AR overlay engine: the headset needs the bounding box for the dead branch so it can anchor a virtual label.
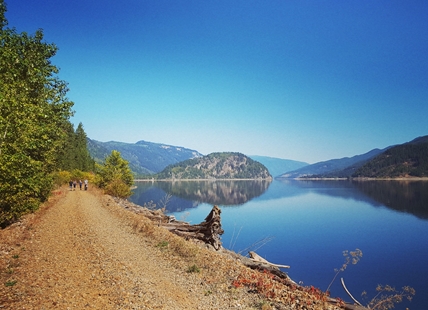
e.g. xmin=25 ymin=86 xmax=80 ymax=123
xmin=249 ymin=251 xmax=290 ymax=269
xmin=341 ymin=277 xmax=364 ymax=307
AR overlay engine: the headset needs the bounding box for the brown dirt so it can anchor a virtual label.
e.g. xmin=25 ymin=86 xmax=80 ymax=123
xmin=0 ymin=187 xmax=342 ymax=310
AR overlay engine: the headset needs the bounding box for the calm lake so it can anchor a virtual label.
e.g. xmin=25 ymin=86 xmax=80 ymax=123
xmin=129 ymin=179 xmax=428 ymax=309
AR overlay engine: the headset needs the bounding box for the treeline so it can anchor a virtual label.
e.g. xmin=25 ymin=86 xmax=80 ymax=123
xmin=353 ymin=141 xmax=428 ymax=178
xmin=0 ymin=1 xmax=132 ymax=227
xmin=59 ymin=122 xmax=95 ymax=172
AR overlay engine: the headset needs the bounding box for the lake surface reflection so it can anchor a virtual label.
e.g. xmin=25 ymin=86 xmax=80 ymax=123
xmin=130 ymin=179 xmax=428 ymax=309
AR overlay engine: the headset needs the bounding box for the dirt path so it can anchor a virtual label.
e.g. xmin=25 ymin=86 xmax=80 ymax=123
xmin=0 ymin=188 xmax=262 ymax=309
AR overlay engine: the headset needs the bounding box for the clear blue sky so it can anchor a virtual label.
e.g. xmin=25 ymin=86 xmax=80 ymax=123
xmin=5 ymin=1 xmax=428 ymax=163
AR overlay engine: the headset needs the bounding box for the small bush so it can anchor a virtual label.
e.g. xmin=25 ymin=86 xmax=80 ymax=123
xmin=105 ymin=178 xmax=132 ymax=198
xmin=187 ymin=264 xmax=200 ymax=273
xmin=52 ymin=170 xmax=72 ymax=187
xmin=156 ymin=241 xmax=169 ymax=249
xmin=5 ymin=280 xmax=17 ymax=287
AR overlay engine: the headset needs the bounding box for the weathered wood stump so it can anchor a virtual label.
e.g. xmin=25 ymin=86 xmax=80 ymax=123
xmin=160 ymin=205 xmax=224 ymax=250
xmin=115 ymin=197 xmax=224 ymax=250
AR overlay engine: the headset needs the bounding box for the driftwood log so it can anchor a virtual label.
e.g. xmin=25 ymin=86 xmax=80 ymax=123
xmin=113 ymin=198 xmax=224 ymax=250
xmin=160 ymin=205 xmax=224 ymax=250
xmin=249 ymin=251 xmax=290 ymax=269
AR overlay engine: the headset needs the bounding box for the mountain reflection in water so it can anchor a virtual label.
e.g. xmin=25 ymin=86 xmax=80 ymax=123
xmin=274 ymin=179 xmax=428 ymax=220
xmin=352 ymin=180 xmax=428 ymax=219
xmin=131 ymin=179 xmax=428 ymax=220
xmin=130 ymin=180 xmax=271 ymax=212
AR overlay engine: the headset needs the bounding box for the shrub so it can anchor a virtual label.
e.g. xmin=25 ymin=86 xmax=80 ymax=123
xmin=96 ymin=150 xmax=133 ymax=198
xmin=187 ymin=264 xmax=200 ymax=273
xmin=104 ymin=178 xmax=132 ymax=198
xmin=52 ymin=170 xmax=72 ymax=187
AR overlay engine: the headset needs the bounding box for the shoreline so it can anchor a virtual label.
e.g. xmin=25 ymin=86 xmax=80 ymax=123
xmin=134 ymin=177 xmax=428 ymax=182
xmin=289 ymin=177 xmax=428 ymax=181
xmin=134 ymin=178 xmax=273 ymax=182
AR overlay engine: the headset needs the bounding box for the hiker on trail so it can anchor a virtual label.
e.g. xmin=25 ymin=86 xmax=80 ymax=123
xmin=69 ymin=180 xmax=73 ymax=191
xmin=79 ymin=180 xmax=83 ymax=190
xmin=73 ymin=180 xmax=77 ymax=191
xmin=84 ymin=179 xmax=88 ymax=191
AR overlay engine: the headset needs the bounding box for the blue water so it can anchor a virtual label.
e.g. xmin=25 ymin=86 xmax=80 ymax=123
xmin=130 ymin=180 xmax=428 ymax=309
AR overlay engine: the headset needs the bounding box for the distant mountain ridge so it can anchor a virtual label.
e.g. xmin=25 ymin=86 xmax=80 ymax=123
xmin=249 ymin=156 xmax=308 ymax=178
xmin=87 ymin=139 xmax=202 ymax=176
xmin=155 ymin=152 xmax=272 ymax=180
xmin=278 ymin=148 xmax=387 ymax=179
xmin=278 ymin=135 xmax=428 ymax=179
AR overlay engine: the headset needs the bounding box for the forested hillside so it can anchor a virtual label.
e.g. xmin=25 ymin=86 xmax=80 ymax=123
xmin=87 ymin=139 xmax=202 ymax=176
xmin=156 ymin=152 xmax=271 ymax=179
xmin=353 ymin=135 xmax=428 ymax=178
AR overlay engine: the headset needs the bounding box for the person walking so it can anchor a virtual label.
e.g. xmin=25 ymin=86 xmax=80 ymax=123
xmin=84 ymin=179 xmax=88 ymax=191
xmin=79 ymin=180 xmax=83 ymax=190
xmin=69 ymin=180 xmax=73 ymax=191
xmin=73 ymin=180 xmax=77 ymax=191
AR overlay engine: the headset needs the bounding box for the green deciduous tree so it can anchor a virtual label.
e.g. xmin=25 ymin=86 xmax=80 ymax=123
xmin=0 ymin=1 xmax=74 ymax=226
xmin=96 ymin=150 xmax=133 ymax=198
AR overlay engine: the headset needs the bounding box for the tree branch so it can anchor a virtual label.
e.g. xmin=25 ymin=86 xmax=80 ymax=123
xmin=341 ymin=277 xmax=364 ymax=307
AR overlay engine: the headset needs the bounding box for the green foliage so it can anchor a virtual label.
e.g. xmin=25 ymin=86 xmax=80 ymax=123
xmin=187 ymin=264 xmax=200 ymax=273
xmin=58 ymin=122 xmax=95 ymax=172
xmin=0 ymin=3 xmax=74 ymax=226
xmin=51 ymin=169 xmax=94 ymax=188
xmin=52 ymin=170 xmax=72 ymax=187
xmin=156 ymin=241 xmax=169 ymax=250
xmin=96 ymin=150 xmax=133 ymax=198
xmin=104 ymin=178 xmax=132 ymax=198
xmin=5 ymin=280 xmax=17 ymax=287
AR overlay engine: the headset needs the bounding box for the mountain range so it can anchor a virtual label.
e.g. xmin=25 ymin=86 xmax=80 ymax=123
xmin=278 ymin=135 xmax=428 ymax=179
xmin=87 ymin=139 xmax=202 ymax=176
xmin=277 ymin=148 xmax=388 ymax=179
xmin=87 ymin=135 xmax=428 ymax=179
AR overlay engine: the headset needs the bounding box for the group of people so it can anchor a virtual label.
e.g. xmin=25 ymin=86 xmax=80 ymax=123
xmin=69 ymin=179 xmax=88 ymax=191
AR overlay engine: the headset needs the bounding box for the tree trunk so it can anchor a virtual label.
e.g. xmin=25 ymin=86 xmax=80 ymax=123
xmin=159 ymin=205 xmax=224 ymax=250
